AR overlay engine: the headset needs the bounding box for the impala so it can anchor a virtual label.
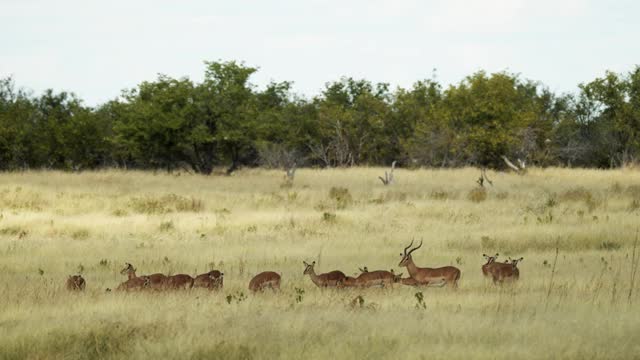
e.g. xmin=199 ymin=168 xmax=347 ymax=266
xmin=482 ymin=253 xmax=500 ymax=277
xmin=163 ymin=273 xmax=195 ymax=290
xmin=116 ymin=275 xmax=151 ymax=291
xmin=120 ymin=263 xmax=166 ymax=290
xmin=398 ymin=240 xmax=461 ymax=288
xmin=303 ymin=261 xmax=346 ymax=288
xmin=340 ymin=276 xmax=358 ymax=287
xmin=351 ymin=267 xmax=400 ymax=288
xmin=194 ymin=270 xmax=224 ymax=290
xmin=66 ymin=275 xmax=86 ymax=291
xmin=248 ymin=271 xmax=281 ymax=292
xmin=487 ymin=257 xmax=523 ymax=283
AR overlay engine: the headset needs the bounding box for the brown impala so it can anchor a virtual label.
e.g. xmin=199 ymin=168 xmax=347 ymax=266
xmin=163 ymin=273 xmax=195 ymax=290
xmin=120 ymin=263 xmax=167 ymax=290
xmin=347 ymin=267 xmax=401 ymax=288
xmin=66 ymin=275 xmax=86 ymax=291
xmin=248 ymin=271 xmax=281 ymax=292
xmin=398 ymin=240 xmax=461 ymax=288
xmin=482 ymin=253 xmax=500 ymax=277
xmin=194 ymin=270 xmax=224 ymax=290
xmin=303 ymin=261 xmax=346 ymax=288
xmin=116 ymin=275 xmax=151 ymax=291
xmin=487 ymin=257 xmax=523 ymax=283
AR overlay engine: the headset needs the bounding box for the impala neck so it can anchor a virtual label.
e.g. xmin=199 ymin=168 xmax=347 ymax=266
xmin=127 ymin=270 xmax=136 ymax=279
xmin=404 ymin=257 xmax=420 ymax=278
xmin=306 ymin=268 xmax=323 ymax=287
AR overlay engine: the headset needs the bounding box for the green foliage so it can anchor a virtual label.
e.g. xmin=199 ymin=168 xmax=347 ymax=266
xmin=2 ymin=64 xmax=640 ymax=171
xmin=129 ymin=194 xmax=204 ymax=214
xmin=328 ymin=187 xmax=352 ymax=209
xmin=467 ymin=188 xmax=487 ymax=203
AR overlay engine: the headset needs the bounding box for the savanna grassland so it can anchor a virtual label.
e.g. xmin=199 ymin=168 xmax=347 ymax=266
xmin=1 ymin=168 xmax=640 ymax=360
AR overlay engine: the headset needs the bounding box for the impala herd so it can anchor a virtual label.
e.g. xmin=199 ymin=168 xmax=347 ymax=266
xmin=65 ymin=240 xmax=524 ymax=293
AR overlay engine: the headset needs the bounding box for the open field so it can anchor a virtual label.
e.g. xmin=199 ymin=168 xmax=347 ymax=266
xmin=1 ymin=168 xmax=640 ymax=359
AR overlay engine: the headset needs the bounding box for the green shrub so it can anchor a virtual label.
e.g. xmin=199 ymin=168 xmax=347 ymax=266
xmin=322 ymin=212 xmax=337 ymax=222
xmin=329 ymin=187 xmax=352 ymax=209
xmin=429 ymin=190 xmax=450 ymax=200
xmin=129 ymin=194 xmax=204 ymax=214
xmin=159 ymin=221 xmax=174 ymax=232
xmin=467 ymin=188 xmax=487 ymax=203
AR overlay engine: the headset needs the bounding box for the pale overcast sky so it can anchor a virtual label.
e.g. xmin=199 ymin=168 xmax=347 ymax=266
xmin=1 ymin=0 xmax=639 ymax=105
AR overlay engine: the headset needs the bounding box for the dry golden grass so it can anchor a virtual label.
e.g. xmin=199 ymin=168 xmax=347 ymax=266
xmin=1 ymin=168 xmax=640 ymax=359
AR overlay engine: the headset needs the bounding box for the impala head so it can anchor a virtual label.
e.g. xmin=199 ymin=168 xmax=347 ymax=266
xmin=509 ymin=257 xmax=524 ymax=267
xmin=120 ymin=263 xmax=135 ymax=275
xmin=68 ymin=275 xmax=84 ymax=287
xmin=303 ymin=261 xmax=316 ymax=275
xmin=358 ymin=266 xmax=368 ymax=273
xmin=399 ymin=239 xmax=422 ymax=267
xmin=483 ymin=253 xmax=500 ymax=264
xmin=210 ymin=272 xmax=224 ymax=287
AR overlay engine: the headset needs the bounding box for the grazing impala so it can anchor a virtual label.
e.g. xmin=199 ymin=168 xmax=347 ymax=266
xmin=120 ymin=263 xmax=167 ymax=290
xmin=303 ymin=261 xmax=346 ymax=288
xmin=66 ymin=275 xmax=86 ymax=291
xmin=487 ymin=257 xmax=523 ymax=283
xmin=482 ymin=253 xmax=500 ymax=277
xmin=248 ymin=271 xmax=281 ymax=292
xmin=194 ymin=270 xmax=224 ymax=290
xmin=163 ymin=273 xmax=195 ymax=290
xmin=398 ymin=240 xmax=461 ymax=288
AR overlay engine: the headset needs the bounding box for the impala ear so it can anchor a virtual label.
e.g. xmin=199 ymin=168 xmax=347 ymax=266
xmin=495 ymin=253 xmax=499 ymax=257
xmin=519 ymin=257 xmax=524 ymax=261
xmin=312 ymin=261 xmax=316 ymax=265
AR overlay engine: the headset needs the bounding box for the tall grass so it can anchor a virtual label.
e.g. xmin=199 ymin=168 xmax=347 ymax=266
xmin=1 ymin=168 xmax=640 ymax=359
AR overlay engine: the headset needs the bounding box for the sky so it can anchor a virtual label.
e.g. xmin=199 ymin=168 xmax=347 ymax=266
xmin=1 ymin=0 xmax=639 ymax=106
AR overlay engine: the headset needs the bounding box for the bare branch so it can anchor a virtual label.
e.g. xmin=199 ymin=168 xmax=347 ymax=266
xmin=379 ymin=161 xmax=397 ymax=185
xmin=501 ymin=155 xmax=525 ymax=173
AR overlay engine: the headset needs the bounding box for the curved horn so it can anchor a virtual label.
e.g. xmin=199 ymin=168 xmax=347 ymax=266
xmin=403 ymin=239 xmax=414 ymax=256
xmin=407 ymin=239 xmax=423 ymax=256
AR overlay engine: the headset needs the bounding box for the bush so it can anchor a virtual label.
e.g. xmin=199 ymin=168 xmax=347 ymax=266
xmin=322 ymin=212 xmax=337 ymax=222
xmin=328 ymin=187 xmax=352 ymax=209
xmin=159 ymin=221 xmax=174 ymax=232
xmin=129 ymin=194 xmax=204 ymax=214
xmin=429 ymin=190 xmax=450 ymax=200
xmin=559 ymin=187 xmax=598 ymax=212
xmin=467 ymin=188 xmax=487 ymax=203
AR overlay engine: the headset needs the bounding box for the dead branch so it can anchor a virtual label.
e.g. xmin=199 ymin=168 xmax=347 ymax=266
xmin=476 ymin=168 xmax=493 ymax=187
xmin=285 ymin=162 xmax=297 ymax=182
xmin=501 ymin=155 xmax=526 ymax=174
xmin=379 ymin=161 xmax=397 ymax=185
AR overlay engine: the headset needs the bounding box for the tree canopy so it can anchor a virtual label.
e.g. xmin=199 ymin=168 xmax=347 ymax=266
xmin=1 ymin=61 xmax=639 ymax=172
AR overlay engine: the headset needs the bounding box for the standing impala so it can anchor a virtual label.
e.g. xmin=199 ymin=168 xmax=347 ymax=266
xmin=487 ymin=257 xmax=523 ymax=283
xmin=398 ymin=240 xmax=461 ymax=288
xmin=482 ymin=253 xmax=500 ymax=277
xmin=303 ymin=261 xmax=346 ymax=288
xmin=163 ymin=273 xmax=195 ymax=290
